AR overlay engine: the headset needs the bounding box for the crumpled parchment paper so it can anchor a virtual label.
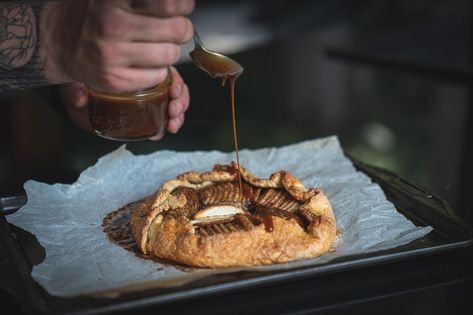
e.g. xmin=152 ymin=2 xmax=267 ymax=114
xmin=7 ymin=136 xmax=432 ymax=297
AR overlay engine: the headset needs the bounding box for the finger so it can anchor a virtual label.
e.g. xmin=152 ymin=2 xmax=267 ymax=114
xmin=148 ymin=133 xmax=164 ymax=141
xmin=73 ymin=85 xmax=89 ymax=108
xmin=75 ymin=91 xmax=89 ymax=108
xmin=168 ymin=99 xmax=183 ymax=118
xmin=66 ymin=105 xmax=92 ymax=133
xmin=129 ymin=0 xmax=195 ymax=17
xmin=181 ymin=84 xmax=190 ymax=112
xmin=167 ymin=114 xmax=184 ymax=134
xmin=168 ymin=84 xmax=189 ymax=118
xmin=95 ymin=10 xmax=192 ymax=43
xmin=89 ymin=4 xmax=193 ymax=43
xmin=61 ymin=82 xmax=89 ymax=108
xmin=119 ymin=14 xmax=193 ymax=43
xmin=115 ymin=42 xmax=181 ymax=68
xmin=176 ymin=83 xmax=190 ymax=112
xmin=60 ymin=83 xmax=93 ymax=132
xmin=169 ymin=67 xmax=184 ymax=99
xmin=92 ymin=67 xmax=168 ymax=92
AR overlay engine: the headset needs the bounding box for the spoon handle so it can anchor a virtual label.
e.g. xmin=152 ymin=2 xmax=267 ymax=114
xmin=193 ymin=29 xmax=204 ymax=49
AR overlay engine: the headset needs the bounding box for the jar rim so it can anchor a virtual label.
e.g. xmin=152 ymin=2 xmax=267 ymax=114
xmin=87 ymin=69 xmax=172 ymax=100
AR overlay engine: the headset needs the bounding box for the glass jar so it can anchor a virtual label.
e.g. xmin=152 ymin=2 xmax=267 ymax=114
xmin=87 ymin=71 xmax=172 ymax=141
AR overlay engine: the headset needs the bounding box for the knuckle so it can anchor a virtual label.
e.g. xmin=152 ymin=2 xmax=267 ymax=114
xmin=160 ymin=0 xmax=194 ymax=16
xmin=169 ymin=102 xmax=179 ymax=116
xmin=161 ymin=0 xmax=179 ymax=15
xmin=181 ymin=97 xmax=189 ymax=111
xmin=182 ymin=0 xmax=195 ymax=15
xmin=161 ymin=44 xmax=180 ymax=65
xmin=183 ymin=90 xmax=190 ymax=103
xmin=97 ymin=44 xmax=118 ymax=61
xmin=154 ymin=67 xmax=170 ymax=84
xmin=97 ymin=17 xmax=126 ymax=38
xmin=82 ymin=42 xmax=114 ymax=71
xmin=100 ymin=71 xmax=126 ymax=91
xmin=171 ymin=17 xmax=192 ymax=42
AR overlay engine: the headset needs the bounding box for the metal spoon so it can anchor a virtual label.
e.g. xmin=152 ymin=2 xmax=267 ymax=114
xmin=189 ymin=30 xmax=244 ymax=80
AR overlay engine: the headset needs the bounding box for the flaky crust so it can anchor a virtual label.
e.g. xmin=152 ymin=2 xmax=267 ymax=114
xmin=130 ymin=163 xmax=336 ymax=267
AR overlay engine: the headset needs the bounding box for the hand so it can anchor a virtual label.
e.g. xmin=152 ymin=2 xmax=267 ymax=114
xmin=61 ymin=67 xmax=190 ymax=140
xmin=42 ymin=0 xmax=194 ymax=91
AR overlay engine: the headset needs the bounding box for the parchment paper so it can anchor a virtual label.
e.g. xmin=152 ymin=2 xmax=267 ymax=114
xmin=7 ymin=136 xmax=432 ymax=297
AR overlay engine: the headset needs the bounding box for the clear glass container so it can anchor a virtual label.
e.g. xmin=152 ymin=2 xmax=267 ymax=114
xmin=87 ymin=71 xmax=172 ymax=141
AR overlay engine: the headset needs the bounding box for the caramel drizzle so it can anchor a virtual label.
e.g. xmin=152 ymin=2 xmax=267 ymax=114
xmin=262 ymin=214 xmax=274 ymax=232
xmin=223 ymin=77 xmax=243 ymax=206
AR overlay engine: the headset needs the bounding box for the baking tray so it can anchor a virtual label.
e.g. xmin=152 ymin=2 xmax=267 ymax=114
xmin=1 ymin=158 xmax=472 ymax=315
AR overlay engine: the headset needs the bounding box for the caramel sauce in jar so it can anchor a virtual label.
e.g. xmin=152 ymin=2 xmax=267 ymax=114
xmin=88 ymin=72 xmax=172 ymax=141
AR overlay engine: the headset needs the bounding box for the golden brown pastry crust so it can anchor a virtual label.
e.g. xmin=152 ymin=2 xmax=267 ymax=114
xmin=130 ymin=163 xmax=336 ymax=267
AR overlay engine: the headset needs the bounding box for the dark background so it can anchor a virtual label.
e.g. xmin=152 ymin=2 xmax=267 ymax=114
xmin=1 ymin=0 xmax=472 ymax=314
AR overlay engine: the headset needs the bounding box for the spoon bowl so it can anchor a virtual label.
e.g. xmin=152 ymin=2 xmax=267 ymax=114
xmin=189 ymin=30 xmax=244 ymax=80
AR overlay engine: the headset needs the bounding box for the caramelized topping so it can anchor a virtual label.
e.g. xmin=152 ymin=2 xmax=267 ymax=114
xmin=170 ymin=187 xmax=201 ymax=217
xmin=213 ymin=164 xmax=235 ymax=173
xmin=235 ymin=213 xmax=255 ymax=230
xmin=166 ymin=171 xmax=320 ymax=235
xmin=184 ymin=182 xmax=318 ymax=234
xmin=241 ymin=183 xmax=254 ymax=206
xmin=199 ymin=183 xmax=239 ymax=205
xmin=299 ymin=207 xmax=322 ymax=225
xmin=262 ymin=214 xmax=274 ymax=232
xmin=257 ymin=189 xmax=301 ymax=212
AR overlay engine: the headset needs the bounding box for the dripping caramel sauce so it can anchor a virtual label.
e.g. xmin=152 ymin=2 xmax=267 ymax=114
xmin=194 ymin=45 xmax=245 ymax=209
xmin=262 ymin=214 xmax=274 ymax=232
xmin=223 ymin=77 xmax=243 ymax=208
xmin=225 ymin=77 xmax=274 ymax=232
xmin=196 ymin=49 xmax=271 ymax=230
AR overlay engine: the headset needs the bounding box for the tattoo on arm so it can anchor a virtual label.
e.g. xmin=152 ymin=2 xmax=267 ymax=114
xmin=0 ymin=2 xmax=49 ymax=91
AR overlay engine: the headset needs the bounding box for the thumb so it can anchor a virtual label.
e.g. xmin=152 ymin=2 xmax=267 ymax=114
xmin=70 ymin=83 xmax=88 ymax=108
xmin=60 ymin=82 xmax=88 ymax=108
xmin=59 ymin=82 xmax=92 ymax=132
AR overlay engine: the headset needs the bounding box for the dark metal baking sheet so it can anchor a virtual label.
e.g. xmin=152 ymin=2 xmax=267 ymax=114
xmin=1 ymin=159 xmax=472 ymax=315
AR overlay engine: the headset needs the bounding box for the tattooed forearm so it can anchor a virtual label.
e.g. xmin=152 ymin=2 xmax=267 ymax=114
xmin=0 ymin=2 xmax=49 ymax=91
xmin=0 ymin=3 xmax=36 ymax=69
